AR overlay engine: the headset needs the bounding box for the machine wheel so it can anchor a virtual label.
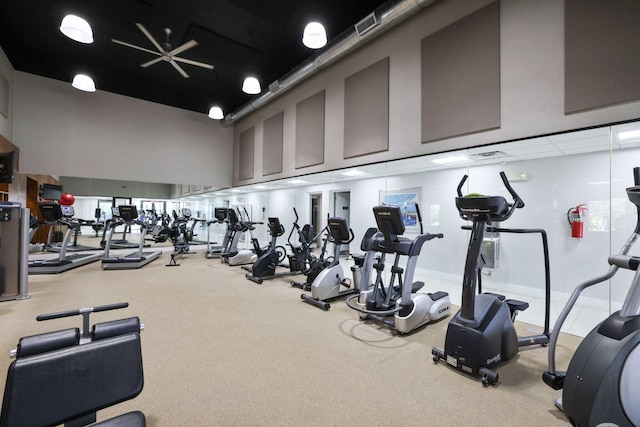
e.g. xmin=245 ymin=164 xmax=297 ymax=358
xmin=275 ymin=245 xmax=287 ymax=263
xmin=431 ymin=347 xmax=444 ymax=363
xmin=479 ymin=367 xmax=498 ymax=387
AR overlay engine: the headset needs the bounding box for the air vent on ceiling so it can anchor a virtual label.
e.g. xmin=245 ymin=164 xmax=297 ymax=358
xmin=355 ymin=12 xmax=379 ymax=36
xmin=268 ymin=80 xmax=281 ymax=93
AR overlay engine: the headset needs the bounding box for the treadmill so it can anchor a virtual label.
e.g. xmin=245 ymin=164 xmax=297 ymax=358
xmin=101 ymin=205 xmax=161 ymax=270
xmin=28 ymin=203 xmax=101 ymax=274
xmin=45 ymin=205 xmax=99 ymax=252
xmin=99 ymin=206 xmax=146 ymax=250
xmin=205 ymin=207 xmax=234 ymax=259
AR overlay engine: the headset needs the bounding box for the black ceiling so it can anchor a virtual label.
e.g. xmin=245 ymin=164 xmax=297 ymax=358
xmin=0 ymin=0 xmax=390 ymax=117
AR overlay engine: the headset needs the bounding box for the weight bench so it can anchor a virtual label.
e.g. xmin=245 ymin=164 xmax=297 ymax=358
xmin=0 ymin=304 xmax=145 ymax=427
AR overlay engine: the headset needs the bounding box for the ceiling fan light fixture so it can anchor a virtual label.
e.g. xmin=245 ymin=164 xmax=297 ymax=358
xmin=60 ymin=14 xmax=94 ymax=44
xmin=242 ymin=77 xmax=261 ymax=94
xmin=302 ymin=22 xmax=327 ymax=49
xmin=71 ymin=74 xmax=96 ymax=92
xmin=208 ymin=106 xmax=224 ymax=120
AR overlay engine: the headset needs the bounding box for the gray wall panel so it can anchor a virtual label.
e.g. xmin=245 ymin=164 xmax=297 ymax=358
xmin=421 ymin=1 xmax=501 ymax=143
xmin=565 ymin=0 xmax=640 ymax=114
xmin=344 ymin=57 xmax=390 ymax=159
xmin=295 ymin=90 xmax=325 ymax=169
xmin=263 ymin=112 xmax=283 ymax=176
xmin=239 ymin=127 xmax=255 ymax=181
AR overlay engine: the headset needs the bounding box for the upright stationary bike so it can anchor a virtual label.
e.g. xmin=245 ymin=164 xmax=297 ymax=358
xmin=245 ymin=216 xmax=294 ymax=284
xmin=432 ymin=171 xmax=550 ymax=386
xmin=543 ymin=166 xmax=640 ymax=426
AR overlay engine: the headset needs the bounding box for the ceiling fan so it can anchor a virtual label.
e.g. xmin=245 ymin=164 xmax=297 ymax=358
xmin=112 ymin=23 xmax=214 ymax=78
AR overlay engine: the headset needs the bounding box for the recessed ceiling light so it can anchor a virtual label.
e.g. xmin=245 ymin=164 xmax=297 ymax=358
xmin=254 ymin=185 xmax=267 ymax=189
xmin=60 ymin=14 xmax=94 ymax=43
xmin=341 ymin=169 xmax=365 ymax=177
xmin=618 ymin=129 xmax=640 ymax=142
xmin=288 ymin=179 xmax=307 ymax=184
xmin=431 ymin=155 xmax=468 ymax=165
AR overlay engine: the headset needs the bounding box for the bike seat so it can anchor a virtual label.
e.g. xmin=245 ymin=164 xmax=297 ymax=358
xmin=505 ymin=299 xmax=529 ymax=312
xmin=483 ymin=292 xmax=505 ymax=301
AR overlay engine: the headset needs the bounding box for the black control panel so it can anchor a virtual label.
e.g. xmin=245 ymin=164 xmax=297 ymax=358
xmin=0 ymin=207 xmax=11 ymax=222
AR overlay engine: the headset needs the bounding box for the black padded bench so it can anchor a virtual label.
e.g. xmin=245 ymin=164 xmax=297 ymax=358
xmin=1 ymin=307 xmax=145 ymax=427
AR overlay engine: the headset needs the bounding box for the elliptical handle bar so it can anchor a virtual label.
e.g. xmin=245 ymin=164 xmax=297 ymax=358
xmin=346 ymin=228 xmax=355 ymax=244
xmin=500 ymin=171 xmax=525 ymax=209
xmin=326 ymin=227 xmax=355 ymax=245
xmin=415 ymin=203 xmax=424 ymax=234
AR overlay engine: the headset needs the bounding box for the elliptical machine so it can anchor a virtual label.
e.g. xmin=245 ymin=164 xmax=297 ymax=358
xmin=301 ymin=216 xmax=355 ymax=310
xmin=346 ymin=204 xmax=451 ymax=334
xmin=291 ymin=218 xmax=331 ymax=291
xmin=222 ymin=208 xmax=262 ymax=266
xmin=432 ymin=171 xmax=550 ymax=386
xmin=542 ymin=166 xmax=640 ymax=426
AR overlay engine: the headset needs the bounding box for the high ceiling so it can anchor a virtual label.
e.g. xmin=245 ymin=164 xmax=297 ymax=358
xmin=0 ymin=0 xmax=389 ymax=118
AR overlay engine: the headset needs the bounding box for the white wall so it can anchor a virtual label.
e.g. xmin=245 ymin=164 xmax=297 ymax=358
xmin=213 ymin=130 xmax=640 ymax=331
xmin=13 ymin=72 xmax=234 ymax=188
xmin=232 ymin=0 xmax=640 ymax=186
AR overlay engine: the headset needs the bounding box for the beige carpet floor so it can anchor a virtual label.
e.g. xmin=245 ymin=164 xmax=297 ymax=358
xmin=0 ymin=243 xmax=581 ymax=426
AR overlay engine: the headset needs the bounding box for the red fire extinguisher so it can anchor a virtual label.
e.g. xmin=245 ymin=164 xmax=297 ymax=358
xmin=567 ymin=204 xmax=587 ymax=238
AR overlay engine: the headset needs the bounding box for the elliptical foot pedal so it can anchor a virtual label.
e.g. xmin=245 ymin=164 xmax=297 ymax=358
xmin=427 ymin=291 xmax=449 ymax=301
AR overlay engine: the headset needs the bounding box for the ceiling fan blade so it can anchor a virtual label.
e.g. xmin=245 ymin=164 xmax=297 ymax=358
xmin=169 ymin=40 xmax=198 ymax=56
xmin=112 ymin=39 xmax=161 ymax=56
xmin=140 ymin=57 xmax=164 ymax=68
xmin=170 ymin=60 xmax=190 ymax=78
xmin=136 ymin=23 xmax=165 ymax=53
xmin=173 ymin=56 xmax=214 ymax=70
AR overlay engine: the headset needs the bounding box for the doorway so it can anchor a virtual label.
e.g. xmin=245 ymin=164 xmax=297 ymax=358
xmin=333 ymin=191 xmax=351 ymax=255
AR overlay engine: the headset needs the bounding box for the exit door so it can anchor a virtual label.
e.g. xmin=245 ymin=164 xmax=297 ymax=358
xmin=333 ymin=191 xmax=350 ymax=224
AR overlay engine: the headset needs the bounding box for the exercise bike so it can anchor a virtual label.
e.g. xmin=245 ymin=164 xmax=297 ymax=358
xmin=346 ymin=204 xmax=451 ymax=334
xmin=432 ymin=171 xmax=550 ymax=386
xmin=245 ymin=216 xmax=293 ymax=284
xmin=301 ymin=216 xmax=355 ymax=310
xmin=542 ymin=166 xmax=640 ymax=426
